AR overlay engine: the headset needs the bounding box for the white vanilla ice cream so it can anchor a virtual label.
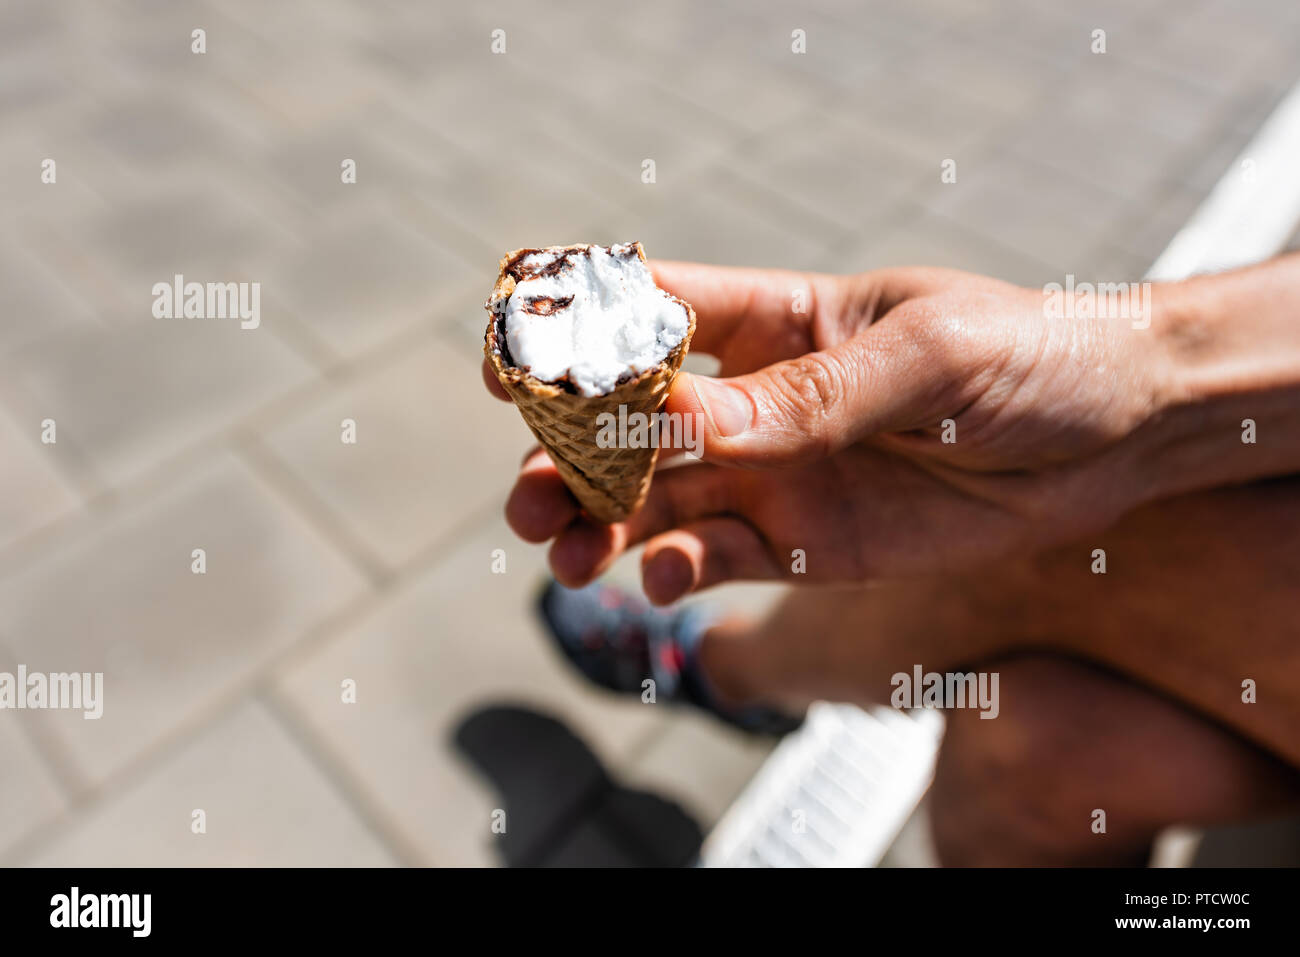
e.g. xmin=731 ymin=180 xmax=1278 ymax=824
xmin=503 ymin=243 xmax=689 ymax=397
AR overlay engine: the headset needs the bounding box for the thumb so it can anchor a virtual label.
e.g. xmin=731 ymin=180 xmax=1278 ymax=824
xmin=665 ymin=329 xmax=946 ymax=468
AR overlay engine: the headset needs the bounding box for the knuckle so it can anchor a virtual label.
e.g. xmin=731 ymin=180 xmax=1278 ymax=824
xmin=922 ymin=311 xmax=978 ymax=375
xmin=767 ymin=353 xmax=846 ymax=459
xmin=775 ymin=352 xmax=843 ymax=421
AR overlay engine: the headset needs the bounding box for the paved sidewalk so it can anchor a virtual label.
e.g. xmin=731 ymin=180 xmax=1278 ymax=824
xmin=1 ymin=0 xmax=1298 ymax=865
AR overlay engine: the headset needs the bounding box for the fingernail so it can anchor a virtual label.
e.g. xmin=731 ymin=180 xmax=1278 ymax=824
xmin=692 ymin=377 xmax=753 ymax=437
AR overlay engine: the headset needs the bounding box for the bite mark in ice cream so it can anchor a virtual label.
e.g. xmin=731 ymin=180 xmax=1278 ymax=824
xmin=498 ymin=243 xmax=690 ymax=397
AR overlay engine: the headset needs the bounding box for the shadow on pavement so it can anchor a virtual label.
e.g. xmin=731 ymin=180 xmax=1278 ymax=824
xmin=454 ymin=704 xmax=702 ymax=866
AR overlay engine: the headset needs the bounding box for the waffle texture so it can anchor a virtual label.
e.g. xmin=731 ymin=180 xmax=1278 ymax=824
xmin=484 ymin=243 xmax=696 ymax=523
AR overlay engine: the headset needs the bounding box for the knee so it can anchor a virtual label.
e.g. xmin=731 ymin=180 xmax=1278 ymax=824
xmin=928 ymin=708 xmax=1073 ymax=865
xmin=927 ymin=656 xmax=1149 ymax=866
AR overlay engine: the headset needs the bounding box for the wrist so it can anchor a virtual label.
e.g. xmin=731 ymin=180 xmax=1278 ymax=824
xmin=1140 ymin=258 xmax=1300 ymax=500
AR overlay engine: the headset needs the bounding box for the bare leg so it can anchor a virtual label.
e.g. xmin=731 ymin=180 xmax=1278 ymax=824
xmin=929 ymin=654 xmax=1300 ymax=866
xmin=699 ymin=478 xmax=1300 ymax=767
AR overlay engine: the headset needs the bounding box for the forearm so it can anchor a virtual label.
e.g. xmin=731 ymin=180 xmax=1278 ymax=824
xmin=1143 ymin=252 xmax=1300 ymax=498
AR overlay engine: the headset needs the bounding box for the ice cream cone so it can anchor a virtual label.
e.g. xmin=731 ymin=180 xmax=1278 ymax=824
xmin=484 ymin=242 xmax=696 ymax=524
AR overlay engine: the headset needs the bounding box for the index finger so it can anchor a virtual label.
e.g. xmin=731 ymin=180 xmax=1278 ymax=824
xmin=649 ymin=260 xmax=841 ymax=356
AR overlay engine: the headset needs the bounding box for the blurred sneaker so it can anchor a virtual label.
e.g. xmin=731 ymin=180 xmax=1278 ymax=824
xmin=537 ymin=580 xmax=801 ymax=736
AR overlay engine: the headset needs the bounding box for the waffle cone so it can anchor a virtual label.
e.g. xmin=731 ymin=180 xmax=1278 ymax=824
xmin=484 ymin=243 xmax=696 ymax=524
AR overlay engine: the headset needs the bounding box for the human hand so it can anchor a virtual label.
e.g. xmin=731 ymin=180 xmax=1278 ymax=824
xmin=483 ymin=260 xmax=1202 ymax=603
